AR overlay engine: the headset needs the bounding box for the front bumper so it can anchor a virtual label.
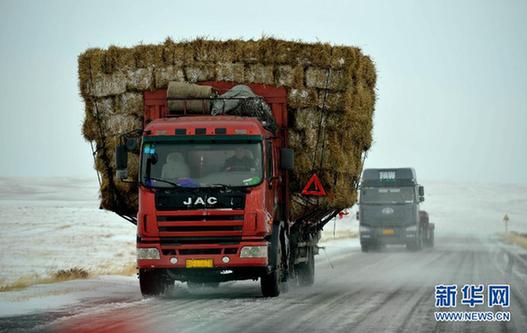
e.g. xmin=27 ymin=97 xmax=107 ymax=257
xmin=137 ymin=240 xmax=269 ymax=269
xmin=360 ymin=226 xmax=417 ymax=245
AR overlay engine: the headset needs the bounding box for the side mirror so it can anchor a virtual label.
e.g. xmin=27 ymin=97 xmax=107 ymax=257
xmin=115 ymin=144 xmax=128 ymax=180
xmin=418 ymin=185 xmax=425 ymax=202
xmin=280 ymin=148 xmax=294 ymax=171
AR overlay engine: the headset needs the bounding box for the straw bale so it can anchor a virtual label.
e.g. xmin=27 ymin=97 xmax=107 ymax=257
xmin=154 ymin=65 xmax=185 ymax=89
xmin=276 ymin=65 xmax=293 ymax=86
xmin=106 ymin=114 xmax=142 ymax=135
xmin=216 ymin=62 xmax=245 ymax=82
xmin=126 ymin=68 xmax=153 ymax=90
xmin=132 ymin=44 xmax=164 ymax=69
xmin=120 ymin=92 xmax=144 ymax=117
xmin=244 ymin=64 xmax=274 ymax=85
xmin=305 ymin=68 xmax=346 ymax=90
xmin=78 ymin=37 xmax=376 ymax=218
xmin=185 ymin=65 xmax=216 ymax=83
xmin=91 ymin=72 xmax=127 ymax=97
xmin=92 ymin=97 xmax=114 ymax=116
xmin=287 ymin=88 xmax=318 ymax=109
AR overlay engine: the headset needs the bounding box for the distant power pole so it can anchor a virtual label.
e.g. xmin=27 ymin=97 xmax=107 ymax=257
xmin=503 ymin=214 xmax=510 ymax=234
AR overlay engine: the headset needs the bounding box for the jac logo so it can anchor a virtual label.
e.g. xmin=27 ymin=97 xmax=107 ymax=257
xmin=183 ymin=196 xmax=218 ymax=206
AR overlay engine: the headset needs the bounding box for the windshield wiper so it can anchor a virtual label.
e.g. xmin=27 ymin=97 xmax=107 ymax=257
xmin=146 ymin=177 xmax=182 ymax=188
xmin=206 ymin=184 xmax=231 ymax=190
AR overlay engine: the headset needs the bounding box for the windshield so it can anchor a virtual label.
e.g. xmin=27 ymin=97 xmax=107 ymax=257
xmin=360 ymin=187 xmax=415 ymax=204
xmin=140 ymin=141 xmax=263 ymax=188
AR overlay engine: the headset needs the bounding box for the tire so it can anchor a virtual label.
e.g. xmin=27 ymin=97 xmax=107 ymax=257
xmin=362 ymin=241 xmax=381 ymax=252
xmin=139 ymin=269 xmax=171 ymax=297
xmin=361 ymin=243 xmax=369 ymax=252
xmin=261 ymin=251 xmax=281 ymax=297
xmin=297 ymin=246 xmax=315 ymax=286
xmin=407 ymin=233 xmax=423 ymax=251
xmin=261 ymin=225 xmax=283 ymax=297
xmin=428 ymin=229 xmax=434 ymax=248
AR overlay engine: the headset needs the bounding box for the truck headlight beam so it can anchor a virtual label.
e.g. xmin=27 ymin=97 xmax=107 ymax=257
xmin=137 ymin=248 xmax=160 ymax=260
xmin=359 ymin=226 xmax=371 ymax=233
xmin=406 ymin=225 xmax=417 ymax=232
xmin=240 ymin=246 xmax=268 ymax=258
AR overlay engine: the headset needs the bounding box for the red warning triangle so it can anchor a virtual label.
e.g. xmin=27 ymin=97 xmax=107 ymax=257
xmin=301 ymin=173 xmax=327 ymax=196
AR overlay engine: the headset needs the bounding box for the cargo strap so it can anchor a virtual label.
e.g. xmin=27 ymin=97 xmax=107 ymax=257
xmin=89 ymin=141 xmax=102 ymax=189
xmin=311 ymin=54 xmax=333 ymax=174
xmin=87 ymin=59 xmax=122 ymax=214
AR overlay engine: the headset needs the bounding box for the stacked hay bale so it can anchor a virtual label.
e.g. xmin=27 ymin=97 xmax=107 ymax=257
xmin=78 ymin=38 xmax=376 ymax=218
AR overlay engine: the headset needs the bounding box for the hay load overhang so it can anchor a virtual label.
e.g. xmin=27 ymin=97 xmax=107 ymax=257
xmin=78 ymin=38 xmax=376 ymax=219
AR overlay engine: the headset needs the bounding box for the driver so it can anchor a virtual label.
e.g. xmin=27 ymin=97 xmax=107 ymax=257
xmin=224 ymin=147 xmax=254 ymax=171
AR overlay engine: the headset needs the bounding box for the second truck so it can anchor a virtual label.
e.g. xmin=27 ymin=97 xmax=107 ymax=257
xmin=357 ymin=168 xmax=434 ymax=252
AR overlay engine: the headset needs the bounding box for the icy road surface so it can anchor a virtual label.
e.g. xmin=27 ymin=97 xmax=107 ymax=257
xmin=1 ymin=235 xmax=526 ymax=333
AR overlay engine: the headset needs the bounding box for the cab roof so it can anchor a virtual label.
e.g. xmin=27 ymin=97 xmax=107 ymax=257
xmin=361 ymin=168 xmax=417 ymax=186
xmin=144 ymin=116 xmax=266 ymax=137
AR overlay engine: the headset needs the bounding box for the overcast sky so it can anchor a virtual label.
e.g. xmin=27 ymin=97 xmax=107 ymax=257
xmin=0 ymin=0 xmax=526 ymax=184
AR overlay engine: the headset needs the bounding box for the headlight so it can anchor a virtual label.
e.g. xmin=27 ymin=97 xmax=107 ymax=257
xmin=137 ymin=248 xmax=160 ymax=260
xmin=240 ymin=246 xmax=268 ymax=258
xmin=359 ymin=226 xmax=371 ymax=232
xmin=406 ymin=225 xmax=417 ymax=232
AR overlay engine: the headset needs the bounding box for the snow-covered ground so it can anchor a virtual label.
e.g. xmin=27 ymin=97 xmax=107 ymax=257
xmin=0 ymin=177 xmax=526 ymax=319
xmin=421 ymin=181 xmax=527 ymax=235
xmin=0 ymin=177 xmax=526 ymax=292
xmin=0 ymin=177 xmax=136 ymax=290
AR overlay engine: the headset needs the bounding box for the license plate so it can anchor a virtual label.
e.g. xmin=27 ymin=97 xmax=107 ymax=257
xmin=383 ymin=228 xmax=395 ymax=235
xmin=186 ymin=259 xmax=213 ymax=268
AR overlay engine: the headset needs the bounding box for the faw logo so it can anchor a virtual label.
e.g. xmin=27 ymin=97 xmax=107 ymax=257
xmin=382 ymin=207 xmax=394 ymax=215
xmin=183 ymin=196 xmax=218 ymax=206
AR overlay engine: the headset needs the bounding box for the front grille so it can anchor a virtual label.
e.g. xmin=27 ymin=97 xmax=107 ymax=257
xmin=156 ymin=211 xmax=244 ymax=245
xmin=158 ymin=215 xmax=243 ymax=222
xmin=159 ymin=225 xmax=242 ymax=232
xmin=179 ymin=248 xmax=222 ymax=255
xmin=159 ymin=237 xmax=242 ymax=245
xmin=161 ymin=247 xmax=238 ymax=255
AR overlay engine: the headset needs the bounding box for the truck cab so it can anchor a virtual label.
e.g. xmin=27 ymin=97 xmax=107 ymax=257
xmin=357 ymin=168 xmax=434 ymax=251
xmin=116 ymin=82 xmax=297 ymax=297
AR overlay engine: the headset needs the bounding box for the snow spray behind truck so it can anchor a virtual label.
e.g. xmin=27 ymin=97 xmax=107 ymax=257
xmin=78 ymin=38 xmax=377 ymax=297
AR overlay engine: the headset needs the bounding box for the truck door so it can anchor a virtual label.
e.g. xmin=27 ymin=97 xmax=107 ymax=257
xmin=265 ymin=139 xmax=279 ymax=220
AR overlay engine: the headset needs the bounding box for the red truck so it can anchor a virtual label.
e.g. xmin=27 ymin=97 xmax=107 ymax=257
xmin=115 ymin=82 xmax=340 ymax=297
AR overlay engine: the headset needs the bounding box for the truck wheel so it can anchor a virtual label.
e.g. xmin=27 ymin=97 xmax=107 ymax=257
xmin=297 ymin=246 xmax=315 ymax=286
xmin=139 ymin=269 xmax=170 ymax=297
xmin=361 ymin=243 xmax=369 ymax=252
xmin=261 ymin=244 xmax=281 ymax=297
xmin=261 ymin=225 xmax=284 ymax=297
xmin=428 ymin=229 xmax=434 ymax=248
xmin=407 ymin=234 xmax=423 ymax=251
